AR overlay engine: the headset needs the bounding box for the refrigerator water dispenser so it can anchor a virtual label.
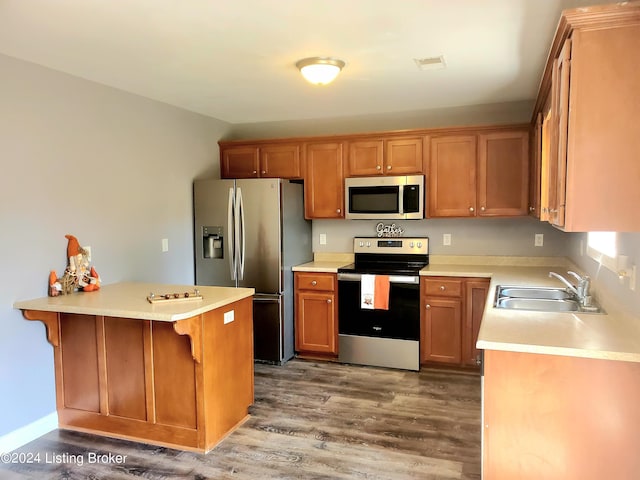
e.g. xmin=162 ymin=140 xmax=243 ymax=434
xmin=203 ymin=226 xmax=223 ymax=259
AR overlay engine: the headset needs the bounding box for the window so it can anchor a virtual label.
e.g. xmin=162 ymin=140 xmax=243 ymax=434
xmin=587 ymin=232 xmax=617 ymax=270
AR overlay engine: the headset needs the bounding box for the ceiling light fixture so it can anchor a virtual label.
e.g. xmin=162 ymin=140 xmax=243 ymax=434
xmin=296 ymin=57 xmax=346 ymax=86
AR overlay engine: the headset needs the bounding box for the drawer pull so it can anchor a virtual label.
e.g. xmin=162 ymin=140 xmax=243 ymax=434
xmin=326 ymin=299 xmax=332 ymax=304
xmin=311 ymin=280 xmax=317 ymax=286
xmin=440 ymin=285 xmax=445 ymax=291
xmin=426 ymin=304 xmax=431 ymax=309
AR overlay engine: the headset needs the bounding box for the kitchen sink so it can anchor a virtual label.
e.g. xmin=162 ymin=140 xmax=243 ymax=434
xmin=496 ymin=297 xmax=580 ymax=312
xmin=494 ymin=285 xmax=604 ymax=314
xmin=497 ymin=286 xmax=572 ymax=300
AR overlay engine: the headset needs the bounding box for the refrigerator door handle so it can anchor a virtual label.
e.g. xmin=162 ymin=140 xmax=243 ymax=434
xmin=236 ymin=187 xmax=246 ymax=280
xmin=227 ymin=187 xmax=236 ymax=280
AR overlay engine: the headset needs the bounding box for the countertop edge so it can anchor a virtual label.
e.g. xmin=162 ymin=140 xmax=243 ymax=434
xmin=14 ymin=284 xmax=255 ymax=322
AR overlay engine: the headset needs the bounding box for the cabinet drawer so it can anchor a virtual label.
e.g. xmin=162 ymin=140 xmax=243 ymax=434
xmin=422 ymin=278 xmax=463 ymax=297
xmin=295 ymin=273 xmax=336 ymax=292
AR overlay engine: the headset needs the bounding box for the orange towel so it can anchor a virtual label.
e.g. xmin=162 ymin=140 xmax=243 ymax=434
xmin=373 ymin=275 xmax=390 ymax=310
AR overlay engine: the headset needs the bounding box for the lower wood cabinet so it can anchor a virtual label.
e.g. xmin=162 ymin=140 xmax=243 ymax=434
xmin=421 ymin=276 xmax=490 ymax=367
xmin=294 ymin=272 xmax=338 ymax=357
xmin=22 ymin=297 xmax=254 ymax=452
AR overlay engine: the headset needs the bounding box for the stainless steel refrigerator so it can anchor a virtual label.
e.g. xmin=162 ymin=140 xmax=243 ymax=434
xmin=193 ymin=178 xmax=312 ymax=364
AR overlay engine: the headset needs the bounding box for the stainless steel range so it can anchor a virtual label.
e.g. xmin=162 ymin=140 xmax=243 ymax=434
xmin=337 ymin=237 xmax=429 ymax=371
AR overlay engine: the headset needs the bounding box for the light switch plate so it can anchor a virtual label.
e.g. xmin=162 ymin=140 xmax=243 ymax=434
xmin=443 ymin=234 xmax=451 ymax=246
xmin=319 ymin=233 xmax=327 ymax=245
xmin=161 ymin=238 xmax=169 ymax=252
xmin=535 ymin=234 xmax=544 ymax=247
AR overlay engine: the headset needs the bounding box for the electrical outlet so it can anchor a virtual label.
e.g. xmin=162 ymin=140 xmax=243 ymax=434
xmin=224 ymin=310 xmax=235 ymax=324
xmin=319 ymin=233 xmax=327 ymax=245
xmin=535 ymin=234 xmax=544 ymax=247
xmin=443 ymin=234 xmax=451 ymax=246
xmin=161 ymin=238 xmax=169 ymax=252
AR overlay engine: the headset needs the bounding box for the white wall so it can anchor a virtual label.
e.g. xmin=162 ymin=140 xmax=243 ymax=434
xmin=0 ymin=54 xmax=229 ymax=438
xmin=567 ymin=232 xmax=640 ymax=317
xmin=225 ymin=100 xmax=533 ymax=140
xmin=311 ymin=217 xmax=570 ymax=256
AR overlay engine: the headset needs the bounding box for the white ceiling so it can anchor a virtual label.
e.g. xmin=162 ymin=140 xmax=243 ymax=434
xmin=0 ymin=0 xmax=608 ymax=124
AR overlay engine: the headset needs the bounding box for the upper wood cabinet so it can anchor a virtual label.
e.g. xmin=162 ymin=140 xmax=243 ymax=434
xmin=428 ymin=135 xmax=477 ymax=217
xmin=304 ymin=142 xmax=345 ymax=219
xmin=346 ymin=136 xmax=424 ymax=176
xmin=220 ymin=144 xmax=302 ymax=179
xmin=220 ymin=146 xmax=259 ymax=178
xmin=531 ymin=3 xmax=640 ymax=231
xmin=428 ymin=128 xmax=529 ymax=218
xmin=478 ymin=130 xmax=529 ymax=216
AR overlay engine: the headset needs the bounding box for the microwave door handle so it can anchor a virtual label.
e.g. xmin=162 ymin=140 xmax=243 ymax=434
xmin=227 ymin=187 xmax=236 ymax=280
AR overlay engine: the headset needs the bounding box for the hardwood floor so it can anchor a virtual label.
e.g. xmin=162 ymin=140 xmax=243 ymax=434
xmin=1 ymin=360 xmax=481 ymax=479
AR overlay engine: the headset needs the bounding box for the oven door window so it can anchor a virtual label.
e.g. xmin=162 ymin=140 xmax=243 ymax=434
xmin=338 ymin=279 xmax=420 ymax=341
xmin=349 ymin=186 xmax=399 ymax=214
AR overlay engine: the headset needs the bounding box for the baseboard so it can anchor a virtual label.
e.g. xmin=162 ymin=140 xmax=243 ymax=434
xmin=0 ymin=412 xmax=58 ymax=453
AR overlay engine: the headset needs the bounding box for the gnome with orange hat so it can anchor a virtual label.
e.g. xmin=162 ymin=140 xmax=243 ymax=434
xmin=48 ymin=234 xmax=101 ymax=296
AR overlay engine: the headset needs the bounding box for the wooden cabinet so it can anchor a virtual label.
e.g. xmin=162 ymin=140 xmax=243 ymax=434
xmin=294 ymin=272 xmax=338 ymax=357
xmin=429 ymin=129 xmax=529 ymax=218
xmin=346 ymin=136 xmax=424 ymax=176
xmin=421 ymin=276 xmax=490 ymax=367
xmin=463 ymin=279 xmax=490 ymax=367
xmin=532 ymin=3 xmax=640 ymax=231
xmin=529 ymin=113 xmax=543 ymax=219
xmin=483 ymin=349 xmax=640 ymax=479
xmin=21 ymin=296 xmax=254 ymax=453
xmin=478 ymin=131 xmax=529 ymax=216
xmin=220 ymin=143 xmax=302 ymax=179
xmin=304 ymin=142 xmax=345 ymax=219
xmin=428 ymin=135 xmax=477 ymax=217
xmin=220 ymin=146 xmax=259 ymax=178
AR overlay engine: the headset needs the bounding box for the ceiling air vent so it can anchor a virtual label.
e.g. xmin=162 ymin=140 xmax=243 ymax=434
xmin=413 ymin=56 xmax=446 ymax=70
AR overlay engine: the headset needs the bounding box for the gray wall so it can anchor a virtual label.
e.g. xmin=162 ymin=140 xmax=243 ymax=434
xmin=567 ymin=232 xmax=640 ymax=317
xmin=0 ymin=54 xmax=229 ymax=437
xmin=312 ymin=217 xmax=570 ymax=256
xmin=224 ymin=100 xmax=533 ymax=140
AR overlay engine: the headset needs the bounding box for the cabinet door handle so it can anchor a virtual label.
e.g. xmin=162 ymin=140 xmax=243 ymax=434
xmin=469 ymin=207 xmax=475 ymax=213
xmin=261 ymin=170 xmax=266 ymax=174
xmin=311 ymin=280 xmax=317 ymax=286
xmin=387 ymin=165 xmax=392 ymax=170
xmin=440 ymin=285 xmax=445 ymax=291
xmin=376 ymin=165 xmax=382 ymax=170
xmin=426 ymin=304 xmax=431 ymax=309
xmin=336 ymin=208 xmax=341 ymax=214
xmin=480 ymin=206 xmax=486 ymax=212
xmin=252 ymin=170 xmax=257 ymax=175
xmin=326 ymin=299 xmax=332 ymax=304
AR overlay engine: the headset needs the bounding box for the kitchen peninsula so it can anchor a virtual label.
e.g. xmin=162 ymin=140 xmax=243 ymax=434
xmin=13 ymin=282 xmax=255 ymax=453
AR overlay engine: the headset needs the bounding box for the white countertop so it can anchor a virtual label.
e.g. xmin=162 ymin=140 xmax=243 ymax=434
xmin=292 ymin=260 xmax=351 ymax=273
xmin=421 ymin=262 xmax=640 ymax=363
xmin=13 ymin=282 xmax=255 ymax=322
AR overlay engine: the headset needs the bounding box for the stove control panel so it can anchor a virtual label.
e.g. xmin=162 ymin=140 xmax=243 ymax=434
xmin=353 ymin=237 xmax=429 ymax=255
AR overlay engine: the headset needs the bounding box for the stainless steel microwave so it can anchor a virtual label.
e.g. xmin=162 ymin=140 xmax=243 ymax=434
xmin=345 ymin=175 xmax=425 ymax=220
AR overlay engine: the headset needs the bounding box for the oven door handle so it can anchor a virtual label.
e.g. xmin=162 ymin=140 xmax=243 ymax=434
xmin=337 ymin=273 xmax=420 ymax=285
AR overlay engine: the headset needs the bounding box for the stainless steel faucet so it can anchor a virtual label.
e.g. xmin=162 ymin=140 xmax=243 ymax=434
xmin=549 ymin=271 xmax=592 ymax=306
